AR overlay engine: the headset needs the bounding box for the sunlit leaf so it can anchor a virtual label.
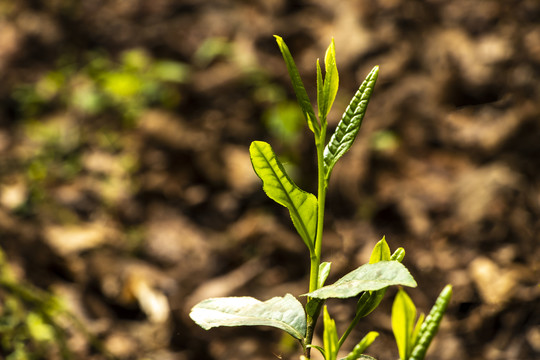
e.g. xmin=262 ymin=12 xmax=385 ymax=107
xmin=392 ymin=289 xmax=416 ymax=360
xmin=250 ymin=141 xmax=317 ymax=252
xmin=318 ymin=38 xmax=339 ymax=120
xmin=274 ymin=35 xmax=319 ymax=136
xmin=305 ymin=261 xmax=416 ymax=299
xmin=369 ymin=237 xmax=391 ymax=264
xmin=323 ymin=66 xmax=378 ymax=182
xmin=341 ymin=331 xmax=379 ymax=360
xmin=355 ymin=238 xmax=393 ymax=318
xmin=190 ymin=294 xmax=306 ymax=340
xmin=411 ymin=313 xmax=425 ymax=347
xmin=391 ymin=247 xmax=405 ymax=262
xmin=323 ymin=306 xmax=339 ymax=360
xmin=318 ymin=262 xmax=332 ymax=288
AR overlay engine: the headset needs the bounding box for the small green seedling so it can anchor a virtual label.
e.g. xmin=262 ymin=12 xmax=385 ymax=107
xmin=190 ymin=35 xmax=450 ymax=360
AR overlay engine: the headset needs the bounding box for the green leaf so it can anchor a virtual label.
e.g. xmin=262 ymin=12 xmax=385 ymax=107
xmin=355 ymin=288 xmax=386 ymax=319
xmin=411 ymin=313 xmax=425 ymax=347
xmin=306 ymin=261 xmax=330 ymax=318
xmin=317 ymin=58 xmax=324 ymax=119
xmin=369 ymin=236 xmax=391 ymax=264
xmin=250 ymin=141 xmax=318 ymax=252
xmin=305 ymin=261 xmax=417 ymax=299
xmin=392 ymin=289 xmax=416 ymax=360
xmin=189 ymin=294 xmax=306 ymax=340
xmin=318 ymin=262 xmax=332 ymax=288
xmin=391 ymin=247 xmax=406 ymax=262
xmin=409 ymin=285 xmax=452 ymax=360
xmin=306 ymin=297 xmax=324 ymax=319
xmin=354 ymin=239 xmax=404 ymax=318
xmin=318 ymin=38 xmax=339 ymax=120
xmin=341 ymin=331 xmax=379 ymax=360
xmin=323 ymin=66 xmax=379 ymax=181
xmin=323 ymin=306 xmax=339 ymax=360
xmin=274 ymin=35 xmax=320 ymax=136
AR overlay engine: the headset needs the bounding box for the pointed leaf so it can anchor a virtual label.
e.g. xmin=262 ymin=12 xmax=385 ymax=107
xmin=369 ymin=236 xmax=391 ymax=264
xmin=306 ymin=261 xmax=416 ymax=299
xmin=274 ymin=35 xmax=319 ymax=136
xmin=318 ymin=262 xmax=332 ymax=288
xmin=355 ymin=240 xmax=404 ymax=318
xmin=392 ymin=289 xmax=416 ymax=360
xmin=317 ymin=58 xmax=324 ymax=119
xmin=323 ymin=66 xmax=379 ymax=181
xmin=250 ymin=141 xmax=317 ymax=252
xmin=341 ymin=331 xmax=379 ymax=360
xmin=411 ymin=313 xmax=425 ymax=347
xmin=319 ymin=38 xmax=339 ymax=120
xmin=190 ymin=294 xmax=306 ymax=340
xmin=323 ymin=306 xmax=339 ymax=360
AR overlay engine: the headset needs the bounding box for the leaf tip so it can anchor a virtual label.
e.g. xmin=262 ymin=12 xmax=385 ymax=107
xmin=371 ymin=65 xmax=380 ymax=78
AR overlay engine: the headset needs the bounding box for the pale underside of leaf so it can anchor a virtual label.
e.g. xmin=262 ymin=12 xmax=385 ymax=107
xmin=305 ymin=261 xmax=416 ymax=299
xmin=189 ymin=294 xmax=306 ymax=340
xmin=323 ymin=66 xmax=379 ymax=181
xmin=250 ymin=141 xmax=317 ymax=252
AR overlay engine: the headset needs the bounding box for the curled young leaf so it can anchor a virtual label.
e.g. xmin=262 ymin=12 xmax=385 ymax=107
xmin=391 ymin=247 xmax=406 ymax=263
xmin=190 ymin=294 xmax=307 ymax=340
xmin=317 ymin=38 xmax=339 ymax=121
xmin=409 ymin=285 xmax=452 ymax=360
xmin=250 ymin=141 xmax=318 ymax=252
xmin=323 ymin=66 xmax=379 ymax=182
xmin=341 ymin=331 xmax=379 ymax=360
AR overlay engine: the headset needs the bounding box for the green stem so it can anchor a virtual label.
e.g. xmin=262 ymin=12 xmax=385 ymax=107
xmin=304 ymin=121 xmax=328 ymax=359
xmin=315 ymin=122 xmax=327 ymax=273
xmin=338 ymin=309 xmax=362 ymax=349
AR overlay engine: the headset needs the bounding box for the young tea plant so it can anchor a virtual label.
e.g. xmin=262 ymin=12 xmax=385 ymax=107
xmin=190 ymin=36 xmax=451 ymax=360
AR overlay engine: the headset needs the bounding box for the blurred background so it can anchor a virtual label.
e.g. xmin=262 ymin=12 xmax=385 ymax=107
xmin=0 ymin=0 xmax=539 ymax=359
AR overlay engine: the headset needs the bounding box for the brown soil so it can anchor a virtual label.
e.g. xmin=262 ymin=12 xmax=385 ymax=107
xmin=0 ymin=1 xmax=539 ymax=359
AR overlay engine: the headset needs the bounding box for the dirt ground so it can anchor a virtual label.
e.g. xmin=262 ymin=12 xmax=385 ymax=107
xmin=0 ymin=1 xmax=539 ymax=359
